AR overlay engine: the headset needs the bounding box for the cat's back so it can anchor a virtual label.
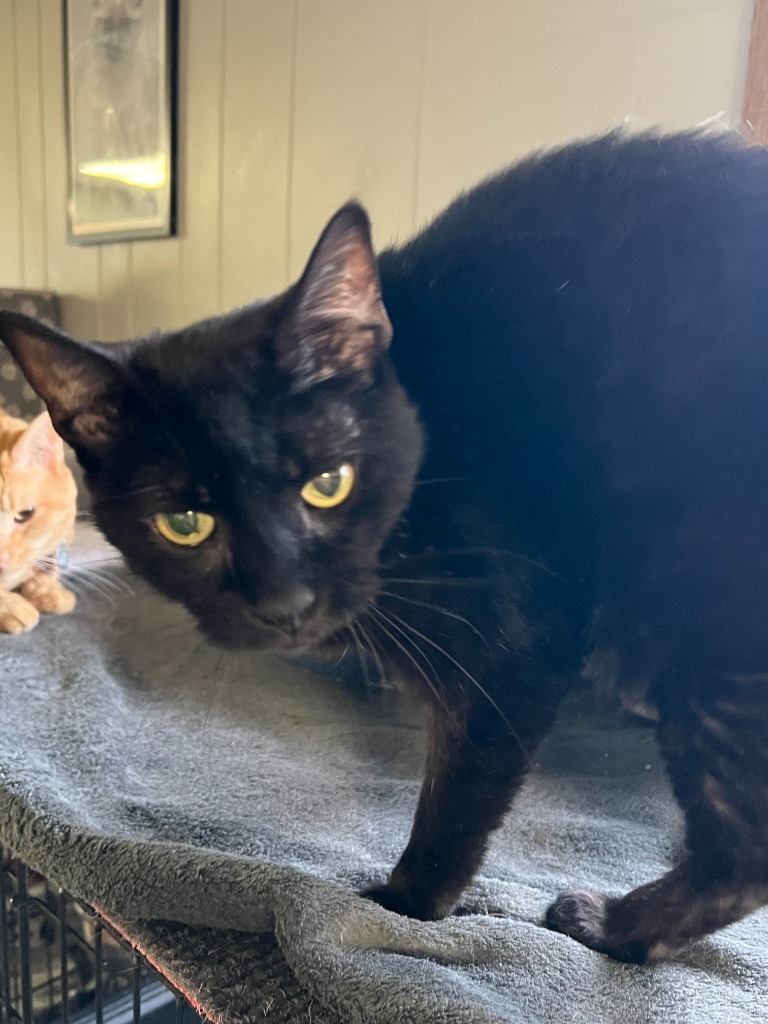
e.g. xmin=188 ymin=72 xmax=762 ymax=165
xmin=381 ymin=131 xmax=768 ymax=489
xmin=383 ymin=131 xmax=768 ymax=384
xmin=380 ymin=132 xmax=768 ymax=631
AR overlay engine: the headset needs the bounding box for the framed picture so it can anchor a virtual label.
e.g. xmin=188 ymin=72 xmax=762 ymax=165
xmin=64 ymin=0 xmax=177 ymax=244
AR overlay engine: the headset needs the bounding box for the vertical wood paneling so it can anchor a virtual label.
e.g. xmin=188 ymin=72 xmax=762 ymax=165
xmin=634 ymin=3 xmax=753 ymax=130
xmin=743 ymin=0 xmax=768 ymax=144
xmin=130 ymin=238 xmax=183 ymax=334
xmin=0 ymin=0 xmax=23 ymax=287
xmin=38 ymin=0 xmax=100 ymax=339
xmin=99 ymin=244 xmax=133 ymax=340
xmin=417 ymin=0 xmax=641 ymax=222
xmin=176 ymin=1 xmax=226 ymax=322
xmin=219 ymin=0 xmax=296 ymax=307
xmin=129 ymin=5 xmax=182 ymax=334
xmin=289 ymin=0 xmax=427 ymax=274
xmin=0 ymin=0 xmax=755 ymax=339
xmin=13 ymin=0 xmax=47 ymax=287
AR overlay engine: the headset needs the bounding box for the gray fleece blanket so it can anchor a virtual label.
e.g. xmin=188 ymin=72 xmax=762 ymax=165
xmin=1 ymin=524 xmax=767 ymax=1023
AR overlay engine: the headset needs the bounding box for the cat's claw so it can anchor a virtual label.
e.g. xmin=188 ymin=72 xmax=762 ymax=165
xmin=546 ymin=890 xmax=648 ymax=963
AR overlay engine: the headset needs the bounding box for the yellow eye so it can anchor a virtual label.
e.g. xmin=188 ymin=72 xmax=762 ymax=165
xmin=300 ymin=463 xmax=355 ymax=509
xmin=154 ymin=511 xmax=216 ymax=547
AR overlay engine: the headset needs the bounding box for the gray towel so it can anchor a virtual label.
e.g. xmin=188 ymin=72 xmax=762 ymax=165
xmin=1 ymin=524 xmax=767 ymax=1023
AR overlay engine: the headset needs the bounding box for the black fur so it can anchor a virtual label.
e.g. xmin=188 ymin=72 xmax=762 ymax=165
xmin=4 ymin=130 xmax=768 ymax=963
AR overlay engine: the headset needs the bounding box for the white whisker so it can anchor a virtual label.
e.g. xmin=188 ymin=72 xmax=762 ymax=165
xmin=379 ymin=577 xmax=493 ymax=587
xmin=367 ymin=605 xmax=452 ymax=721
xmin=383 ymin=546 xmax=564 ymax=581
xmin=71 ymin=565 xmax=132 ymax=596
xmin=356 ymin=619 xmax=388 ymax=686
xmin=381 ymin=606 xmax=528 ymax=762
xmin=61 ymin=571 xmax=116 ymax=605
xmin=348 ymin=622 xmax=373 ymax=689
xmin=378 ymin=589 xmax=491 ymax=650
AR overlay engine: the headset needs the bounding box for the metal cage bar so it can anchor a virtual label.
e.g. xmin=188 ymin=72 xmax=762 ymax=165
xmin=0 ymin=846 xmax=12 ymax=1024
xmin=0 ymin=851 xmax=204 ymax=1024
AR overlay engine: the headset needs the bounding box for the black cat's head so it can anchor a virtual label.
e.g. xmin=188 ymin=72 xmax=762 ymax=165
xmin=0 ymin=204 xmax=423 ymax=651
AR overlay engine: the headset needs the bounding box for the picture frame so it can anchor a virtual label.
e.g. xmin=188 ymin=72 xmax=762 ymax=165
xmin=63 ymin=0 xmax=177 ymax=245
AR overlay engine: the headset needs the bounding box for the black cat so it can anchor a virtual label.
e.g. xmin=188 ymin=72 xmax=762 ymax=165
xmin=3 ymin=130 xmax=768 ymax=964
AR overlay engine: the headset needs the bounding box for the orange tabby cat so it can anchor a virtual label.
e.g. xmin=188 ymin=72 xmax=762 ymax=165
xmin=0 ymin=408 xmax=77 ymax=633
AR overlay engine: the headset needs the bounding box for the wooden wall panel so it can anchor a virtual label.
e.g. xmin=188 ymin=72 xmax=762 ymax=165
xmin=0 ymin=0 xmax=23 ymax=288
xmin=417 ymin=1 xmax=640 ymax=222
xmin=99 ymin=244 xmax=133 ymax=341
xmin=635 ymin=4 xmax=753 ymax=130
xmin=743 ymin=0 xmax=768 ymax=144
xmin=130 ymin=238 xmax=183 ymax=335
xmin=129 ymin=2 xmax=183 ymax=333
xmin=38 ymin=0 xmax=100 ymax=339
xmin=220 ymin=0 xmax=296 ymax=307
xmin=289 ymin=0 xmax=427 ymax=274
xmin=175 ymin=1 xmax=226 ymax=323
xmin=0 ymin=0 xmax=754 ymax=339
xmin=13 ymin=0 xmax=47 ymax=288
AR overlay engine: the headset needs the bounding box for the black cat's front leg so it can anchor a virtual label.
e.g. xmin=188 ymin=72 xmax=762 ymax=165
xmin=367 ymin=704 xmax=554 ymax=920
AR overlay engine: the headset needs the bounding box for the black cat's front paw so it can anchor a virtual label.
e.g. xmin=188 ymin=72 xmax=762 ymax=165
xmin=362 ymin=883 xmax=449 ymax=921
xmin=546 ymin=890 xmax=648 ymax=963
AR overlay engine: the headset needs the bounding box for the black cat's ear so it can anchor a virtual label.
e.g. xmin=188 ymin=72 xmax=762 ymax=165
xmin=0 ymin=311 xmax=136 ymax=464
xmin=277 ymin=202 xmax=393 ymax=392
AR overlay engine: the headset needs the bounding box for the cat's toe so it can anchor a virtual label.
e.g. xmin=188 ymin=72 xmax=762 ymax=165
xmin=546 ymin=890 xmax=648 ymax=963
xmin=546 ymin=889 xmax=609 ymax=946
xmin=20 ymin=580 xmax=77 ymax=615
xmin=0 ymin=614 xmax=37 ymax=634
xmin=45 ymin=586 xmax=77 ymax=615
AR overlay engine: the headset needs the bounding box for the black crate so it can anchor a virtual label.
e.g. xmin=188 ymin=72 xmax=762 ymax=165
xmin=0 ymin=846 xmax=203 ymax=1024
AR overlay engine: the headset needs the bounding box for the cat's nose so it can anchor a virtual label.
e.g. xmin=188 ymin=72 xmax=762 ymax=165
xmin=0 ymin=553 xmax=8 ymax=572
xmin=257 ymin=584 xmax=316 ymax=629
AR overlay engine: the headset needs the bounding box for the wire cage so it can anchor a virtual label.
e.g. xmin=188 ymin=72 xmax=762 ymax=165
xmin=0 ymin=846 xmax=202 ymax=1024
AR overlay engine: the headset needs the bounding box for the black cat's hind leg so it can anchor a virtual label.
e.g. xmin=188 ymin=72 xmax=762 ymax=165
xmin=367 ymin=693 xmax=560 ymax=921
xmin=547 ymin=673 xmax=768 ymax=962
xmin=547 ymin=865 xmax=768 ymax=964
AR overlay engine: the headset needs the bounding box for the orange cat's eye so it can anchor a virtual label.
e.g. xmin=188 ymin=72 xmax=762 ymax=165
xmin=14 ymin=508 xmax=35 ymax=524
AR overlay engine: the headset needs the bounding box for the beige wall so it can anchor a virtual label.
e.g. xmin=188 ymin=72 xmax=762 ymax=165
xmin=0 ymin=0 xmax=753 ymax=340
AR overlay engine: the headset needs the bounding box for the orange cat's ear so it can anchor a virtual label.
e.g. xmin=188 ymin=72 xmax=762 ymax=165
xmin=0 ymin=312 xmax=135 ymax=466
xmin=276 ymin=202 xmax=392 ymax=393
xmin=12 ymin=412 xmax=65 ymax=470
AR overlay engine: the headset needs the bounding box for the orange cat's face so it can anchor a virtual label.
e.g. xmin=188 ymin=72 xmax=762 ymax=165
xmin=0 ymin=410 xmax=77 ymax=591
